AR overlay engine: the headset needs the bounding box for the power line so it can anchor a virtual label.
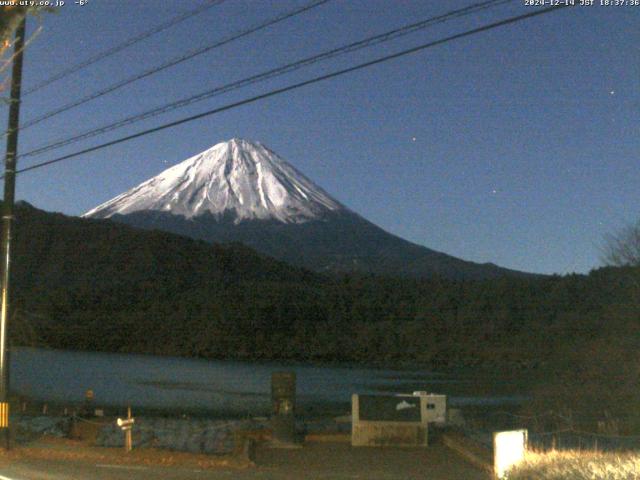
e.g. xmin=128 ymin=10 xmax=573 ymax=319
xmin=22 ymin=0 xmax=227 ymax=97
xmin=20 ymin=0 xmax=515 ymax=161
xmin=15 ymin=0 xmax=333 ymax=131
xmin=15 ymin=4 xmax=570 ymax=176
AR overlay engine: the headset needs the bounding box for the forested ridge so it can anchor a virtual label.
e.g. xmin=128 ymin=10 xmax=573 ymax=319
xmin=9 ymin=203 xmax=637 ymax=373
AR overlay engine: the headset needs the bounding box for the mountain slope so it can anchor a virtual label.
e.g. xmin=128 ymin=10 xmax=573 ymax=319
xmin=85 ymin=138 xmax=533 ymax=280
xmin=11 ymin=201 xmax=328 ymax=357
xmin=108 ymin=209 xmax=530 ymax=280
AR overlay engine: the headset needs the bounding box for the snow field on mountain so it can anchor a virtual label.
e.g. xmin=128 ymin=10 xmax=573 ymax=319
xmin=84 ymin=138 xmax=344 ymax=224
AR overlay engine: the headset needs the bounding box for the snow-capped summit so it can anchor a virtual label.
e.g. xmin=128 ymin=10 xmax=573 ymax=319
xmin=84 ymin=138 xmax=344 ymax=223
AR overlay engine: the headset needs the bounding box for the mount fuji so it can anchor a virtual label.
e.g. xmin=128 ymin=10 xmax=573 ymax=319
xmin=84 ymin=138 xmax=530 ymax=279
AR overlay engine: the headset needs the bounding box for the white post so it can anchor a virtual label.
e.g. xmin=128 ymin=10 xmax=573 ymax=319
xmin=125 ymin=406 xmax=132 ymax=452
xmin=493 ymin=429 xmax=527 ymax=479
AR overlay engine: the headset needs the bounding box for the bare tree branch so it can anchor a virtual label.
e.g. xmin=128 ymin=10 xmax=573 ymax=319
xmin=602 ymin=220 xmax=640 ymax=267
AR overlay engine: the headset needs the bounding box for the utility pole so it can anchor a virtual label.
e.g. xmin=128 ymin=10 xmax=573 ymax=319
xmin=0 ymin=15 xmax=27 ymax=449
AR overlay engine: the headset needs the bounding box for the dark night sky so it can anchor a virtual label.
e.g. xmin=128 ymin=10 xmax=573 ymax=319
xmin=4 ymin=0 xmax=639 ymax=274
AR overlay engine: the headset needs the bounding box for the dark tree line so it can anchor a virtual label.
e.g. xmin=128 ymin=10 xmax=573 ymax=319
xmin=7 ymin=204 xmax=635 ymax=370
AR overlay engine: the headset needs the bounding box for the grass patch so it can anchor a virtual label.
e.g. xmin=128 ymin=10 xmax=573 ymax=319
xmin=506 ymin=450 xmax=640 ymax=479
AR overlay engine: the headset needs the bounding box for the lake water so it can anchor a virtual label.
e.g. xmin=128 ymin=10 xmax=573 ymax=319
xmin=8 ymin=347 xmax=525 ymax=415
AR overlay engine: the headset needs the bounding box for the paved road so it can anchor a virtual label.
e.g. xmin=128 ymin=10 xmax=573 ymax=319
xmin=0 ymin=443 xmax=490 ymax=480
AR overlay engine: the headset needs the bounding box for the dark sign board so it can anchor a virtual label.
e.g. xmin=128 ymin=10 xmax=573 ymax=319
xmin=358 ymin=395 xmax=421 ymax=422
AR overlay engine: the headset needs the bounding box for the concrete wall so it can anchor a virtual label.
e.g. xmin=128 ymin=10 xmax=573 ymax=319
xmin=351 ymin=394 xmax=428 ymax=447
